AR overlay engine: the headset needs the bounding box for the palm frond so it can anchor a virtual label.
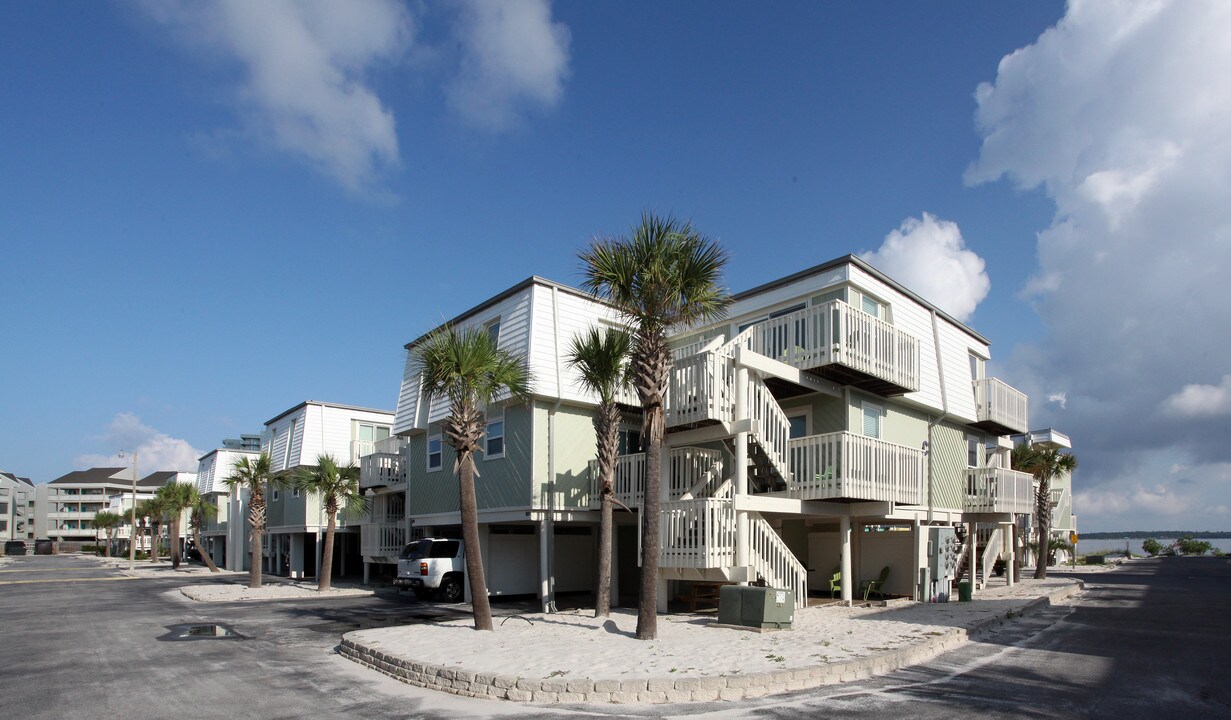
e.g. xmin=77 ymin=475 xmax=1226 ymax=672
xmin=567 ymin=326 xmax=632 ymax=404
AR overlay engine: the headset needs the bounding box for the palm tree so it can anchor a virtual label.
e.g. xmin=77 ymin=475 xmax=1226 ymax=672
xmin=579 ymin=213 xmax=730 ymax=640
xmin=157 ymin=483 xmax=195 ymax=570
xmin=91 ymin=510 xmax=123 ymax=558
xmin=188 ymin=488 xmax=221 ymax=573
xmin=415 ymin=325 xmax=532 ymax=631
xmin=225 ymin=452 xmax=278 ymax=589
xmin=567 ymin=326 xmax=632 ymax=618
xmin=293 ymin=454 xmax=365 ymax=592
xmin=1012 ymin=443 xmax=1079 ymax=580
xmin=136 ymin=497 xmax=166 ymax=563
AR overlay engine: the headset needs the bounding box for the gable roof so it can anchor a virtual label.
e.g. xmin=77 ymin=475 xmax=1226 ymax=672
xmin=137 ymin=471 xmax=178 ymax=488
xmin=49 ymin=468 xmax=128 ymax=485
xmin=264 ymin=400 xmax=394 ymax=428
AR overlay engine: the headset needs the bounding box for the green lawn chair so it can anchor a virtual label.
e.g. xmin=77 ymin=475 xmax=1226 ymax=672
xmin=828 ymin=567 xmax=841 ymax=598
xmin=861 ymin=565 xmax=890 ymax=601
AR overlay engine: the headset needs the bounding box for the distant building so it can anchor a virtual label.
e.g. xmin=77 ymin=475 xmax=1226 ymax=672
xmin=0 ymin=471 xmax=36 ymax=546
xmin=222 ymin=434 xmax=263 ymax=452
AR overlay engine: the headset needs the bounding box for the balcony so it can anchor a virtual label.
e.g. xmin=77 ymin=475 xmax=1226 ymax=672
xmin=744 ymin=301 xmax=920 ymax=395
xmin=360 ymin=453 xmax=406 ymax=490
xmin=659 ymin=498 xmax=736 ymax=570
xmin=964 ymin=467 xmax=1034 ymax=515
xmin=587 ymin=447 xmax=726 ymax=509
xmin=972 ymin=377 xmax=1029 ymax=435
xmin=784 ymin=432 xmax=923 ymax=504
xmin=361 ymin=519 xmax=406 ymax=560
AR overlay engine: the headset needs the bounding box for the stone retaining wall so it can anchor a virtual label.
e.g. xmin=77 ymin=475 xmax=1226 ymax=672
xmin=338 ymin=582 xmax=1082 ymax=705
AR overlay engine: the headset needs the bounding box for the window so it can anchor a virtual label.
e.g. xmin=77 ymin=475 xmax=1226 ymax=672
xmin=861 ymin=293 xmax=880 ymax=318
xmin=617 ymin=427 xmax=642 ymax=455
xmin=272 ymin=490 xmax=280 ymax=501
xmin=354 ymin=422 xmax=392 ymax=444
xmin=969 ymin=354 xmax=985 ymax=381
xmin=485 ymin=408 xmax=505 ymax=458
xmin=787 ymin=412 xmax=809 ymax=439
xmin=967 ymin=435 xmax=981 ymax=467
xmin=292 ymin=488 xmax=300 ymax=498
xmin=861 ymin=401 xmax=882 ymax=439
xmin=427 ymin=434 xmax=442 ymax=471
xmin=486 ymin=317 xmax=502 ymax=348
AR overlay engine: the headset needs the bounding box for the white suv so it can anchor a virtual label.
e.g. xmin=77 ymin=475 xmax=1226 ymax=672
xmin=394 ymin=538 xmax=465 ymax=602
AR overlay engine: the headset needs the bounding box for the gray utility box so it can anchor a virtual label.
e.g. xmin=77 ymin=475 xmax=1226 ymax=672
xmin=717 ymin=585 xmax=794 ymax=629
xmin=925 ymin=526 xmax=959 ymax=602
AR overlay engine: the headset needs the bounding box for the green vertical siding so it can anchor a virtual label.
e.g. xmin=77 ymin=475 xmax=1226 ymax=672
xmin=928 ymin=421 xmax=969 ymax=512
xmin=534 ymin=402 xmax=599 ymax=509
xmin=780 ymin=393 xmax=846 ymax=435
xmin=406 ymin=403 xmax=535 ymax=515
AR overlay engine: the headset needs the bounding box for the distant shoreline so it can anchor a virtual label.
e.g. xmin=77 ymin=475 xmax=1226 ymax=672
xmin=1080 ymin=531 xmax=1231 ymax=539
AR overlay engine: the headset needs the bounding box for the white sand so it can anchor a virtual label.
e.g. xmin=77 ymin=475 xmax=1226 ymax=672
xmin=347 ymin=577 xmax=1078 ymax=682
xmin=180 ymin=582 xmax=374 ymax=602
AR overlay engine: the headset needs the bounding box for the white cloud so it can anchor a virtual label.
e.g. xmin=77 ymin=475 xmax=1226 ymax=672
xmin=1075 ymin=482 xmax=1192 ymax=518
xmin=1047 ymin=392 xmax=1068 ymax=410
xmin=75 ymin=413 xmax=202 ymax=473
xmin=967 ymin=1 xmax=1231 ymax=530
xmin=140 ymin=0 xmax=412 ymax=192
xmin=861 ymin=213 xmax=990 ymax=322
xmin=446 ymin=0 xmax=571 ymax=131
xmin=1162 ymin=375 xmax=1231 ymax=418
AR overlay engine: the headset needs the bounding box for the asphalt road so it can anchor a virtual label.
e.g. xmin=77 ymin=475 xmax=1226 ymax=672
xmin=1 ymin=555 xmax=1226 ymax=719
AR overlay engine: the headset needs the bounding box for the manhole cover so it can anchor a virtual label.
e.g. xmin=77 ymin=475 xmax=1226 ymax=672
xmin=162 ymin=623 xmax=245 ymax=641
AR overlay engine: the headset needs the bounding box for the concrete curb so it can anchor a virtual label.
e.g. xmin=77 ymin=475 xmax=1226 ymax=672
xmin=338 ymin=581 xmax=1083 ymax=705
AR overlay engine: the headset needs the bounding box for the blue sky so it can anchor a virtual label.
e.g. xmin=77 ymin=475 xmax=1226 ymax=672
xmin=3 ymin=1 xmax=1229 ymax=532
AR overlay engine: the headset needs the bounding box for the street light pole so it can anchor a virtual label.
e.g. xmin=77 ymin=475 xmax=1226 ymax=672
xmin=122 ymin=451 xmax=138 ymax=572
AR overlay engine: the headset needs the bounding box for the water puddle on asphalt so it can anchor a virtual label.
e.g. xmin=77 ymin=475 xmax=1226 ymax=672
xmin=160 ymin=623 xmax=245 ymax=641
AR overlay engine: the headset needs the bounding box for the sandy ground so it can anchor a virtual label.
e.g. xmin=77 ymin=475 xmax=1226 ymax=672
xmin=89 ymin=555 xmax=376 ymax=601
xmin=346 ymin=576 xmax=1080 ymax=682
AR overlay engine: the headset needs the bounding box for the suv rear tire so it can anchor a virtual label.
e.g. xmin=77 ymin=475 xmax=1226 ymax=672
xmin=439 ymin=574 xmax=464 ymax=603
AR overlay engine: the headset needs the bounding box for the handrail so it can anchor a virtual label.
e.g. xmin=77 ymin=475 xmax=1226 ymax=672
xmin=659 ymin=498 xmax=736 ymax=569
xmin=973 ymin=377 xmax=1029 ymax=432
xmin=748 ymin=375 xmax=792 ymax=483
xmin=786 ymin=432 xmax=923 ymax=504
xmin=979 ymin=527 xmax=1003 ymax=588
xmin=747 ymin=511 xmax=808 ymax=608
xmin=964 ymin=467 xmax=1033 ymax=514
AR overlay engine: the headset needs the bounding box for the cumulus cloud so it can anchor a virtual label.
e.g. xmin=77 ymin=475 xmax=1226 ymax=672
xmin=75 ymin=413 xmax=202 ymax=473
xmin=446 ymin=0 xmax=571 ymax=130
xmin=141 ymin=0 xmax=412 ymax=192
xmin=861 ymin=213 xmax=990 ymax=321
xmin=967 ymin=0 xmax=1231 ymax=529
xmin=1162 ymin=375 xmax=1231 ymax=418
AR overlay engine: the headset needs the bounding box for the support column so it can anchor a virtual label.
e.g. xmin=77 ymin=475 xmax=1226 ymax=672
xmin=1005 ymin=522 xmax=1016 ymax=587
xmin=314 ymin=530 xmax=323 ymax=580
xmin=734 ymin=366 xmax=750 ymax=572
xmin=912 ymin=517 xmax=922 ymax=602
xmin=840 ymin=515 xmax=852 ymax=604
xmin=538 ymin=518 xmax=550 ymax=611
xmin=363 ymin=560 xmax=371 ymax=586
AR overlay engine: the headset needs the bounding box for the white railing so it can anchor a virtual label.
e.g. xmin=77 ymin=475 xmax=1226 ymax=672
xmin=745 ymin=301 xmax=920 ymax=392
xmin=666 ymin=350 xmax=734 ymax=427
xmin=360 ymin=520 xmax=406 ymax=559
xmin=965 ymin=467 xmax=1034 ymax=514
xmin=350 ymin=440 xmax=376 ymax=463
xmin=749 ymin=376 xmax=792 ymax=483
xmin=359 ymin=453 xmax=405 ymax=490
xmin=785 ymin=432 xmax=922 ymax=504
xmin=659 ymin=498 xmax=736 ymax=569
xmin=979 ymin=527 xmax=1003 ymax=588
xmin=374 ymin=435 xmax=409 ymax=455
xmin=671 ymin=334 xmax=724 ymax=362
xmin=973 ymin=377 xmax=1029 ymax=433
xmin=748 ymin=511 xmax=808 ymax=608
xmin=589 ymin=447 xmax=725 ymax=508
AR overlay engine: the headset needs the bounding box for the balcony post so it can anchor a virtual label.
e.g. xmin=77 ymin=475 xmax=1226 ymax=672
xmin=734 ymin=365 xmax=749 ymax=570
xmin=840 ymin=514 xmax=852 ymax=604
xmin=1004 ymin=521 xmax=1015 ymax=587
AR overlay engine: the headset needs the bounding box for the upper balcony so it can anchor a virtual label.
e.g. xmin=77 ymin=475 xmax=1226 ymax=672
xmin=964 ymin=467 xmax=1033 ymax=515
xmin=358 ymin=436 xmax=410 ymax=490
xmin=785 ymin=432 xmax=923 ymax=505
xmin=972 ymin=377 xmax=1029 ymax=435
xmin=742 ymin=301 xmax=920 ymax=395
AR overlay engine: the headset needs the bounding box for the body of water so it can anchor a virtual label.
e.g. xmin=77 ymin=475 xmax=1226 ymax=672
xmin=1075 ymin=537 xmax=1231 ymax=556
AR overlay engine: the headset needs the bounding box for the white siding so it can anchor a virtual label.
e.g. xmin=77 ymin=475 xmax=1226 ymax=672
xmin=724 ymin=266 xmax=849 ymax=326
xmin=393 ymin=354 xmax=423 ymax=435
xmin=197 ymin=449 xmax=260 ymax=494
xmin=527 ymin=284 xmax=626 ymax=405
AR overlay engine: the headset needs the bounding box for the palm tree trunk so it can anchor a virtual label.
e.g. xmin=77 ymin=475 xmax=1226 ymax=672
xmin=595 ymin=401 xmax=620 ymax=618
xmin=319 ymin=511 xmax=337 ymax=592
xmin=635 ymin=332 xmax=669 ymax=641
xmin=1034 ymin=476 xmax=1050 ymax=580
xmin=170 ymin=517 xmax=181 ymax=570
xmin=104 ymin=530 xmax=112 ymax=558
xmin=195 ymin=526 xmax=220 ymax=573
xmin=150 ymin=522 xmax=160 ymax=563
xmin=458 ymin=450 xmax=493 ymax=631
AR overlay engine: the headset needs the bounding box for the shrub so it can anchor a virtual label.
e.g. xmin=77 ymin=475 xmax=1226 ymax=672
xmin=1141 ymin=538 xmax=1163 ymax=556
xmin=1176 ymin=536 xmax=1213 ymax=556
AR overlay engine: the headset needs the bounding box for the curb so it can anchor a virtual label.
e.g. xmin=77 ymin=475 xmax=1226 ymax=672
xmin=338 ymin=581 xmax=1083 ymax=705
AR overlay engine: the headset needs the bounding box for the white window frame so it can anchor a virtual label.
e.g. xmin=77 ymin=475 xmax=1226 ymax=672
xmin=969 ymin=353 xmax=986 ymax=381
xmin=485 ymin=317 xmax=502 ymax=348
xmin=427 ymin=433 xmax=443 ymax=472
xmin=861 ymin=401 xmax=883 ymax=439
xmin=484 ymin=407 xmax=505 ymax=459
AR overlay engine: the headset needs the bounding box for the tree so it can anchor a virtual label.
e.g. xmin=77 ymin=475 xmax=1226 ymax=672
xmin=187 ymin=486 xmax=221 ymax=572
xmin=1176 ymin=536 xmax=1213 ymax=556
xmin=567 ymin=326 xmax=632 ymax=618
xmin=91 ymin=510 xmax=123 ymax=558
xmin=293 ymin=454 xmax=365 ymax=591
xmin=1011 ymin=443 xmax=1078 ymax=580
xmin=156 ymin=483 xmax=195 ymax=570
xmin=135 ymin=497 xmax=166 ymax=563
xmin=225 ymin=453 xmax=279 ymax=589
xmin=580 ymin=213 xmax=730 ymax=640
xmin=1141 ymin=538 xmax=1163 ymax=557
xmin=415 ymin=325 xmax=532 ymax=631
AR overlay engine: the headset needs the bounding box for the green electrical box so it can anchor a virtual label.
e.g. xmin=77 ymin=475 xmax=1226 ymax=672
xmin=717 ymin=585 xmax=794 ymax=629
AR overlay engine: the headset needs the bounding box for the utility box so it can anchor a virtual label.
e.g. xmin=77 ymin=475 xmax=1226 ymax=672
xmin=718 ymin=585 xmax=794 ymax=630
xmin=926 ymin=526 xmax=959 ymax=602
